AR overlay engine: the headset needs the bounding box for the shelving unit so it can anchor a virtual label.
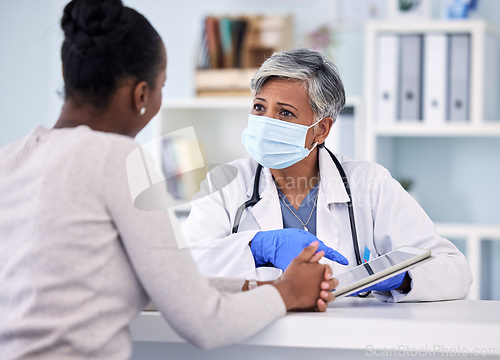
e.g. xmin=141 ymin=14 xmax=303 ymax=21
xmin=146 ymin=95 xmax=361 ymax=216
xmin=363 ymin=19 xmax=498 ymax=159
xmin=153 ymin=96 xmax=361 ymax=166
xmin=375 ymin=123 xmax=500 ymax=137
xmin=363 ymin=20 xmax=500 ymax=300
xmin=152 ymin=97 xmax=253 ymax=166
xmin=435 ymin=224 xmax=500 ymax=300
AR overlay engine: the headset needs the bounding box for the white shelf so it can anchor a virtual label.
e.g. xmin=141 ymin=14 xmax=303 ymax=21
xmin=362 ymin=19 xmax=498 ymax=159
xmin=366 ymin=19 xmax=496 ymax=34
xmin=156 ymin=96 xmax=361 ymax=164
xmin=363 ymin=20 xmax=500 ymax=300
xmin=435 ymin=223 xmax=500 ymax=239
xmin=435 ymin=223 xmax=500 ymax=301
xmin=154 ymin=96 xmax=361 ymax=184
xmin=375 ymin=123 xmax=500 ymax=137
xmin=162 ymin=96 xmax=360 ymax=110
xmin=162 ymin=97 xmax=252 ymax=109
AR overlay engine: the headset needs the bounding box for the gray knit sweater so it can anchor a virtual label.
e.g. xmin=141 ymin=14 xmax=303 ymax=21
xmin=0 ymin=126 xmax=286 ymax=360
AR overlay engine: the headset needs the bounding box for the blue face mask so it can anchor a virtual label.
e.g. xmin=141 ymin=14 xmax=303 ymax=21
xmin=241 ymin=114 xmax=321 ymax=169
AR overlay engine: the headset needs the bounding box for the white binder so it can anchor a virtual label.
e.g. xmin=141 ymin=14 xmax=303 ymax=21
xmin=448 ymin=34 xmax=470 ymax=122
xmin=423 ymin=33 xmax=448 ymax=126
xmin=484 ymin=34 xmax=498 ymax=121
xmin=399 ymin=34 xmax=423 ymax=121
xmin=376 ymin=34 xmax=399 ymax=126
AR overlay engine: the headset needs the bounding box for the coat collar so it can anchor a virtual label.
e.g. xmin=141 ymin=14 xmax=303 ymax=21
xmin=246 ymin=164 xmax=283 ymax=230
xmin=243 ymin=148 xmax=349 ymax=230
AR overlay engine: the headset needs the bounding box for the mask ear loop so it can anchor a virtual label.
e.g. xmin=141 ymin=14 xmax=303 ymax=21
xmin=308 ymin=117 xmax=324 ymax=130
xmin=307 ymin=117 xmax=324 ymax=151
xmin=307 ymin=141 xmax=319 ymax=153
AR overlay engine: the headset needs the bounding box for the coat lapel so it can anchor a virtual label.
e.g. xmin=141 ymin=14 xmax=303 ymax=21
xmin=316 ymin=148 xmax=350 ymax=250
xmin=248 ymin=167 xmax=283 ymax=230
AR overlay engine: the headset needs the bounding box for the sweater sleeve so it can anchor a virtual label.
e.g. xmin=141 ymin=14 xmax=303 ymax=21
xmin=181 ymin=163 xmax=259 ymax=279
xmin=103 ymin=141 xmax=286 ymax=349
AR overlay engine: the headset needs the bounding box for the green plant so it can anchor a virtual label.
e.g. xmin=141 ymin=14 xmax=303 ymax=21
xmin=399 ymin=0 xmax=420 ymax=12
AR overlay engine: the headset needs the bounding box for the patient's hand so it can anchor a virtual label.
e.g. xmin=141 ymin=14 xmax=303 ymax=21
xmin=271 ymin=241 xmax=338 ymax=312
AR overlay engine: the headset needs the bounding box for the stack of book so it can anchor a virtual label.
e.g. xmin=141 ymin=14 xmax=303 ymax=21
xmin=197 ymin=16 xmax=249 ymax=70
xmin=196 ymin=14 xmax=292 ymax=96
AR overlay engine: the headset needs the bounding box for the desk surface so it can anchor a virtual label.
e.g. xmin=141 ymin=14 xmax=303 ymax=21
xmin=131 ymin=297 xmax=500 ymax=354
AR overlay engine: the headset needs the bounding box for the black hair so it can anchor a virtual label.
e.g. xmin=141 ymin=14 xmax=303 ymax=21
xmin=61 ymin=0 xmax=163 ymax=109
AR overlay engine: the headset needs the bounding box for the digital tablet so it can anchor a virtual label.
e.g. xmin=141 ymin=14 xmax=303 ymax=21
xmin=331 ymin=246 xmax=432 ymax=297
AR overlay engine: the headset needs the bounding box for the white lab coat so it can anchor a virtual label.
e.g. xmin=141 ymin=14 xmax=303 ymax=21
xmin=182 ymin=148 xmax=472 ymax=302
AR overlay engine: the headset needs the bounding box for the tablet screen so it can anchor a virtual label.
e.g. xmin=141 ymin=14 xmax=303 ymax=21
xmin=334 ymin=250 xmax=416 ymax=290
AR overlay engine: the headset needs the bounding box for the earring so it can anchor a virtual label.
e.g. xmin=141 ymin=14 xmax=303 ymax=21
xmin=139 ymin=107 xmax=146 ymax=116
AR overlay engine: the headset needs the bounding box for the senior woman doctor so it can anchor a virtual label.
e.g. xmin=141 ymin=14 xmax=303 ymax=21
xmin=183 ymin=49 xmax=472 ymax=302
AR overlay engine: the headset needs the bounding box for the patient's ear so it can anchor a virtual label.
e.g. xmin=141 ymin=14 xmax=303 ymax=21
xmin=133 ymin=80 xmax=148 ymax=115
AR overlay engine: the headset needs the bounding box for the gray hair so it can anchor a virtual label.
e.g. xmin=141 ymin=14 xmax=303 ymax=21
xmin=251 ymin=48 xmax=345 ymax=122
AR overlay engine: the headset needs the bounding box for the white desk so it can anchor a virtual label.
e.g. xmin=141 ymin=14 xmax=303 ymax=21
xmin=130 ymin=297 xmax=500 ymax=359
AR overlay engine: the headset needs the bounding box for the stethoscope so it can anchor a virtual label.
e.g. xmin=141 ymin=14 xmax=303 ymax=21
xmin=231 ymin=146 xmax=366 ymax=268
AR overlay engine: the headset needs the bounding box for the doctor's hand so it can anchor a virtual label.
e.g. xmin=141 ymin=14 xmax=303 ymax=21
xmin=250 ymin=228 xmax=349 ymax=271
xmin=349 ymin=271 xmax=408 ymax=296
xmin=272 ymin=241 xmax=339 ymax=311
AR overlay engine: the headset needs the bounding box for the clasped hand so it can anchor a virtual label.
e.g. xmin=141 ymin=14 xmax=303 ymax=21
xmin=270 ymin=241 xmax=339 ymax=311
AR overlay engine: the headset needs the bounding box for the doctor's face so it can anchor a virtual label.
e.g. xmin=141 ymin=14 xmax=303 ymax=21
xmin=251 ymin=78 xmax=318 ymax=147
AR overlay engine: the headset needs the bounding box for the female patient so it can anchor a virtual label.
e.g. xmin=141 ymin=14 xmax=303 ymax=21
xmin=0 ymin=0 xmax=337 ymax=358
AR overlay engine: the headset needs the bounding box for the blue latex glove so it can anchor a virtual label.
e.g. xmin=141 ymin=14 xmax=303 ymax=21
xmin=250 ymin=228 xmax=349 ymax=271
xmin=350 ymin=271 xmax=407 ymax=296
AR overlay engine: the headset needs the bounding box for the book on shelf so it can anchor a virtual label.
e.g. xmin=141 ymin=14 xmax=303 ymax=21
xmin=398 ymin=34 xmax=423 ymax=122
xmin=219 ymin=17 xmax=234 ymax=68
xmin=423 ymin=33 xmax=448 ymax=126
xmin=197 ymin=18 xmax=211 ymax=70
xmin=205 ymin=16 xmax=223 ymax=69
xmin=376 ymin=34 xmax=399 ymax=126
xmin=232 ymin=19 xmax=248 ymax=68
xmin=448 ymin=34 xmax=470 ymax=122
xmin=376 ymin=31 xmax=474 ymax=126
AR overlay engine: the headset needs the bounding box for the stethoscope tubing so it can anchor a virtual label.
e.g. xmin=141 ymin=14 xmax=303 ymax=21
xmin=231 ymin=148 xmax=363 ymax=265
xmin=231 ymin=163 xmax=263 ymax=234
xmin=231 ymin=147 xmax=370 ymax=297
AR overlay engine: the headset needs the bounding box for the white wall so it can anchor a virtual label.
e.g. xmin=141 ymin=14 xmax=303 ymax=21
xmin=0 ymin=0 xmax=360 ymax=146
xmin=0 ymin=0 xmax=61 ymax=145
xmin=3 ymin=0 xmax=500 ymax=146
